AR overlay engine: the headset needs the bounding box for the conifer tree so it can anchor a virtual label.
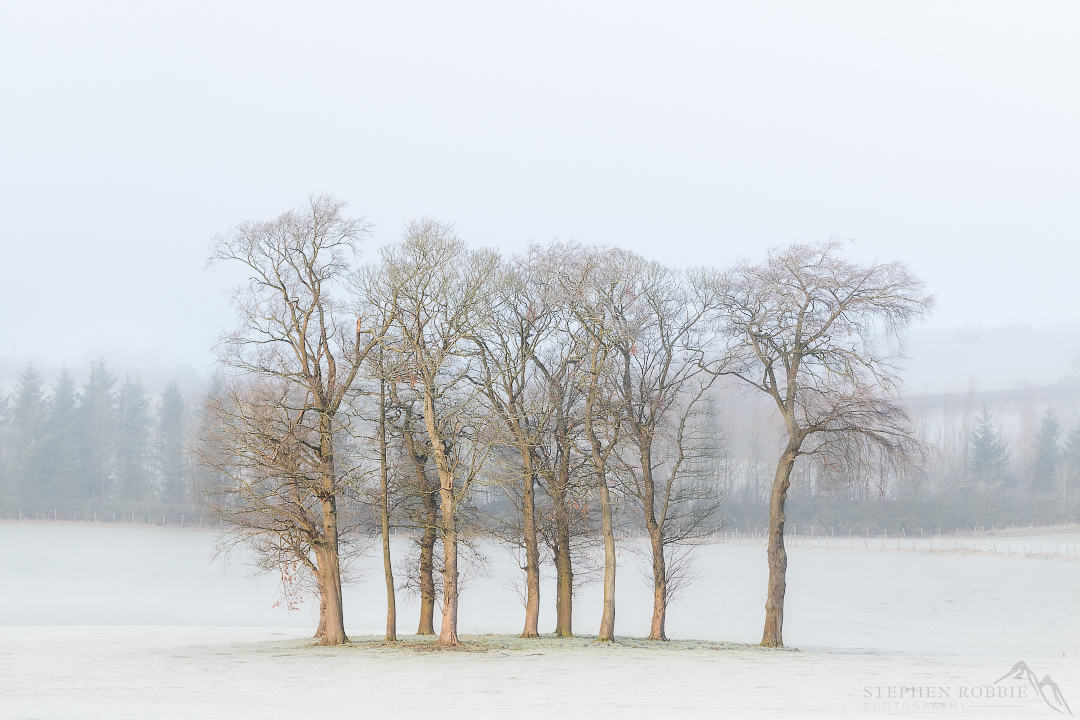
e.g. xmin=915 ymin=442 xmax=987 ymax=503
xmin=1032 ymin=407 xmax=1062 ymax=492
xmin=11 ymin=365 xmax=49 ymax=509
xmin=79 ymin=360 xmax=117 ymax=499
xmin=117 ymin=376 xmax=153 ymax=501
xmin=157 ymin=381 xmax=185 ymax=504
xmin=46 ymin=369 xmax=81 ymax=503
xmin=969 ymin=407 xmax=1009 ymax=486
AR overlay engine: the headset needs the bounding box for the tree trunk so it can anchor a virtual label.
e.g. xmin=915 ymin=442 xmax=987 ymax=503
xmin=401 ymin=420 xmax=437 ymax=635
xmin=379 ymin=382 xmax=397 ymax=642
xmin=417 ymin=495 xmax=438 ymax=635
xmin=647 ymin=524 xmax=667 ymax=641
xmin=584 ymin=343 xmax=616 ymax=642
xmin=314 ymin=580 xmax=327 ymax=639
xmin=639 ymin=446 xmax=668 ymax=641
xmin=520 ymin=456 xmax=540 ymax=638
xmin=550 ymin=460 xmax=574 ymax=637
xmin=761 ymin=442 xmax=797 ymax=648
xmin=437 ymin=486 xmax=459 ymax=646
xmin=553 ymin=533 xmax=573 ymax=637
xmin=315 ymin=498 xmax=348 ymax=645
xmin=597 ymin=477 xmax=617 ymax=642
xmin=423 ymin=390 xmax=460 ymax=647
xmin=312 ymin=414 xmax=347 ymax=646
xmin=381 ymin=500 xmax=396 ymax=641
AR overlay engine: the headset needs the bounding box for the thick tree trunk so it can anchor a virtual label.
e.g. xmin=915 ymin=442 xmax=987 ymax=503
xmin=550 ymin=463 xmax=574 ymax=637
xmin=311 ymin=413 xmax=348 ymax=646
xmin=761 ymin=443 xmax=798 ymax=648
xmin=547 ymin=414 xmax=575 ymax=637
xmin=315 ymin=498 xmax=348 ymax=646
xmin=520 ymin=459 xmax=540 ymax=639
xmin=401 ymin=421 xmax=437 ymax=635
xmin=584 ymin=344 xmax=616 ymax=642
xmin=417 ymin=497 xmax=438 ymax=635
xmin=437 ymin=486 xmax=459 ymax=646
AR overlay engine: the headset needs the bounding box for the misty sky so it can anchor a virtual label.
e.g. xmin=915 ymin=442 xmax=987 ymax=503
xmin=1 ymin=1 xmax=1077 ymax=372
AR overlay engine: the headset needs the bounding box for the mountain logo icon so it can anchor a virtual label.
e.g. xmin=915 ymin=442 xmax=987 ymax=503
xmin=995 ymin=661 xmax=1072 ymax=715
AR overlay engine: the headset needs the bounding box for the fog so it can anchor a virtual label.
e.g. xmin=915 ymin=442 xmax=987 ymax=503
xmin=2 ymin=7 xmax=1079 ymax=717
xmin=1 ymin=1 xmax=1078 ymax=382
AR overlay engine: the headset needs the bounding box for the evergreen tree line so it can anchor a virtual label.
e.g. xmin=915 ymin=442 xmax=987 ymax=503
xmin=3 ymin=358 xmax=1077 ymax=533
xmin=0 ymin=361 xmax=209 ymax=518
xmin=723 ymin=399 xmax=1080 ymax=536
xmin=929 ymin=404 xmax=1080 ymax=528
xmin=965 ymin=406 xmax=1080 ymax=494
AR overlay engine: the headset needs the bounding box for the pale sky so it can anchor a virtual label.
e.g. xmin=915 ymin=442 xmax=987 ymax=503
xmin=1 ymin=1 xmax=1077 ymax=373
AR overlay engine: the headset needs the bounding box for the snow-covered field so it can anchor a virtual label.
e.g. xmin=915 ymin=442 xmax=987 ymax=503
xmin=1 ymin=523 xmax=1078 ymax=719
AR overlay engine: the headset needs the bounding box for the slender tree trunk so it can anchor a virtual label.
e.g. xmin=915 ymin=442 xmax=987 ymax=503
xmin=314 ymin=576 xmax=328 ymax=639
xmin=552 ymin=534 xmax=573 ymax=636
xmin=761 ymin=441 xmax=798 ymax=648
xmin=520 ymin=453 xmax=540 ymax=638
xmin=647 ymin=523 xmax=667 ymax=641
xmin=596 ymin=476 xmax=617 ymax=642
xmin=379 ymin=380 xmax=397 ymax=642
xmin=381 ymin=496 xmax=396 ymax=641
xmin=638 ymin=446 xmax=668 ymax=641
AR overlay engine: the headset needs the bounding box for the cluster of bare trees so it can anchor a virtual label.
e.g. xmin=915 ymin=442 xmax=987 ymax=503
xmin=199 ymin=195 xmax=932 ymax=648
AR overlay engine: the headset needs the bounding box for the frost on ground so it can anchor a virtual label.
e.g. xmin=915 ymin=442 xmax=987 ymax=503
xmin=1 ymin=524 xmax=1078 ymax=719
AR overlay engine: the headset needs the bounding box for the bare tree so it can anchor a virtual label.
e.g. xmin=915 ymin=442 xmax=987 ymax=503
xmin=357 ymin=266 xmax=442 ymax=636
xmin=393 ymin=390 xmax=442 ymax=634
xmin=719 ymin=241 xmax=933 ymax=647
xmin=556 ymin=247 xmax=629 ymax=642
xmin=533 ymin=349 xmax=590 ymax=638
xmin=375 ymin=367 xmax=397 ymax=641
xmin=607 ymin=259 xmax=727 ymax=640
xmin=472 ymin=249 xmax=560 ymax=638
xmin=529 ymin=244 xmax=601 ymax=638
xmin=205 ymin=195 xmax=384 ymax=646
xmin=376 ymin=219 xmax=500 ymax=646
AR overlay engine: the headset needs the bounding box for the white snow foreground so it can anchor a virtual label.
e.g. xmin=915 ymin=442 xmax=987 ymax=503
xmin=1 ymin=524 xmax=1078 ymax=719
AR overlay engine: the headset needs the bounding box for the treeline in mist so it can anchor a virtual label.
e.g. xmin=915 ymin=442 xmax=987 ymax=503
xmin=721 ymin=386 xmax=1080 ymax=535
xmin=5 ymin=363 xmax=1077 ymax=531
xmin=0 ymin=361 xmax=207 ymax=520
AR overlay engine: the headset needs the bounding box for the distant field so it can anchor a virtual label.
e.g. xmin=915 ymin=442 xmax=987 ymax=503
xmin=1 ymin=523 xmax=1077 ymax=718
